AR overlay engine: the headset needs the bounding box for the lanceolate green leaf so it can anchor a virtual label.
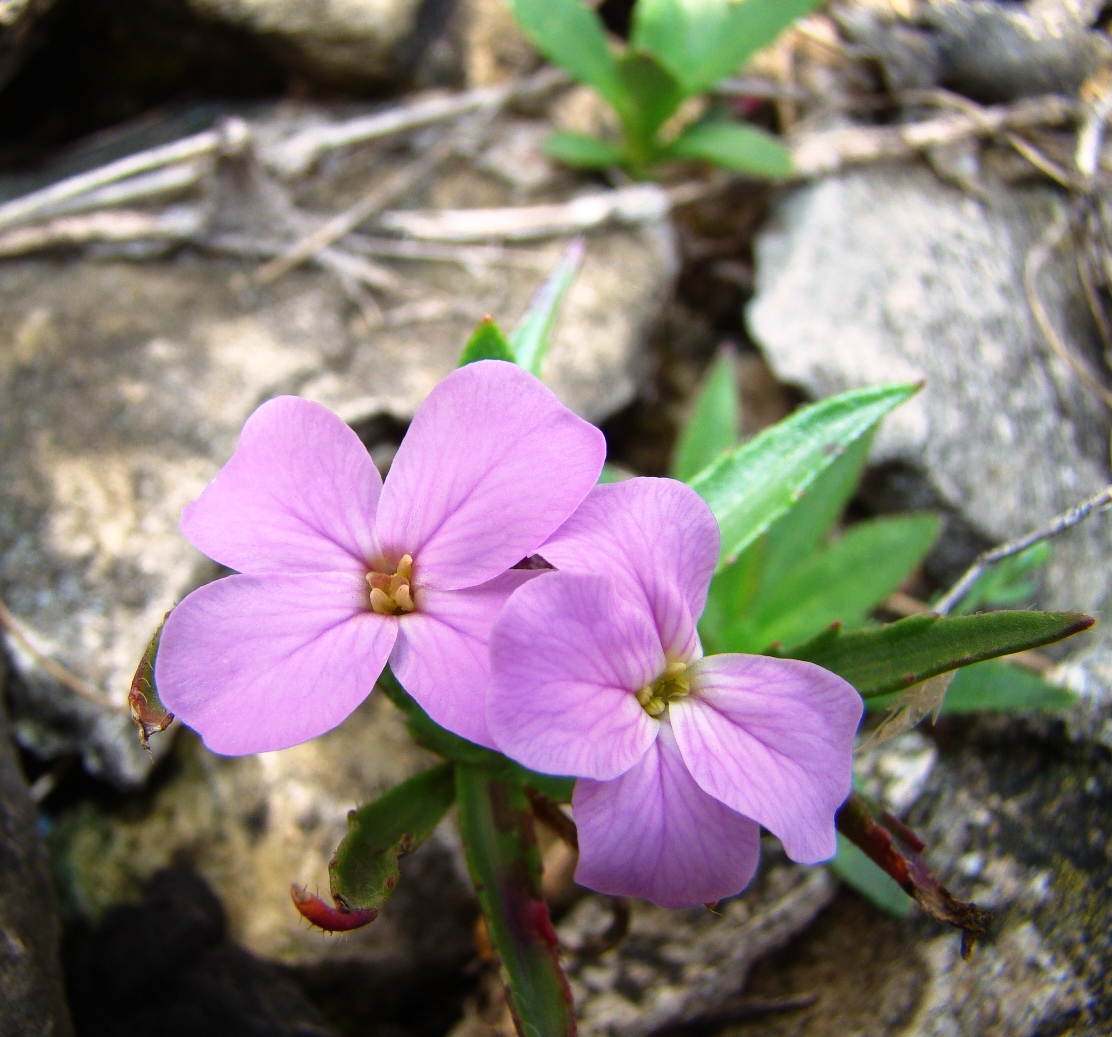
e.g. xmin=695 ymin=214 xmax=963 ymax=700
xmin=510 ymin=237 xmax=586 ymax=377
xmin=694 ymin=0 xmax=826 ymax=95
xmin=830 ymin=833 xmax=914 ymax=918
xmin=329 ymin=764 xmax=456 ymax=914
xmin=459 ymin=317 xmax=515 ymax=365
xmin=456 ymin=765 xmax=575 ymax=1037
xmin=509 ymin=0 xmax=631 ymax=118
xmin=689 ymin=382 xmax=920 ymax=569
xmin=672 ymin=348 xmax=739 ymax=483
xmin=790 ymin=611 xmax=1095 ymax=699
xmin=614 ymin=50 xmax=685 ymax=147
xmin=665 ymin=120 xmax=793 ymax=177
xmin=759 ymin=430 xmax=874 ymax=589
xmin=543 ymin=131 xmax=625 ymax=170
xmin=632 ymin=0 xmax=825 ymax=96
xmin=740 ymin=514 xmax=941 ymax=652
xmin=865 ymin=659 xmax=1076 ymax=715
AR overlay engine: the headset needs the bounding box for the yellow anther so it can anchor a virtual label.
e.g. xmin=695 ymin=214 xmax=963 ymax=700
xmin=366 ymin=554 xmax=416 ymax=616
xmin=636 ymin=662 xmax=690 ymax=717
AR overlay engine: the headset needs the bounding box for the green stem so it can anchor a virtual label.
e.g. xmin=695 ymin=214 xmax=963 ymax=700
xmin=455 ymin=763 xmax=576 ymax=1037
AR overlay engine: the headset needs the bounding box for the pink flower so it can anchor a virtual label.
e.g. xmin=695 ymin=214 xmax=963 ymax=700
xmin=156 ymin=360 xmax=606 ymax=755
xmin=487 ymin=478 xmax=862 ymax=908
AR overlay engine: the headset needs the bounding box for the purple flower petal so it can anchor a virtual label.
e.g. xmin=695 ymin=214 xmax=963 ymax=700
xmin=488 ymin=572 xmax=661 ymax=780
xmin=540 ymin=479 xmax=719 ymax=659
xmin=671 ymin=655 xmax=863 ymax=864
xmin=375 ymin=361 xmax=606 ymax=591
xmin=182 ymin=396 xmax=381 ymax=576
xmin=574 ymin=721 xmax=762 ymax=909
xmin=156 ymin=573 xmax=396 ymax=755
xmin=390 ymin=570 xmax=537 ymax=749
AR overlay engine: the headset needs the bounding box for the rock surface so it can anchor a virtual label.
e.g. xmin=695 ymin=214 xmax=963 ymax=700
xmin=48 ymin=691 xmax=478 ymax=991
xmin=558 ymin=856 xmax=837 ymax=1037
xmin=184 ymin=0 xmax=448 ymax=87
xmin=747 ymin=163 xmax=1112 ymax=627
xmin=0 ymin=113 xmax=674 ymax=787
xmin=0 ymin=653 xmax=73 ymax=1037
xmin=747 ymin=160 xmax=1112 ymax=1033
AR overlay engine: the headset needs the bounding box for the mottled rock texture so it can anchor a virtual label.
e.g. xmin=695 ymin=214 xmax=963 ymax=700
xmin=0 ymin=114 xmax=674 ymax=787
xmin=0 ymin=654 xmax=73 ymax=1037
xmin=747 ymin=160 xmax=1112 ymax=1034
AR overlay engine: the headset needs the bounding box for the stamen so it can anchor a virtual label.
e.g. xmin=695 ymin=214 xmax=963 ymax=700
xmin=366 ymin=554 xmax=416 ymax=616
xmin=636 ymin=661 xmax=690 ymax=718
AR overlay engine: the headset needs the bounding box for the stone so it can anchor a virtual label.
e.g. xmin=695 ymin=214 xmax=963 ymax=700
xmin=746 ymin=159 xmax=1112 ymax=1033
xmin=747 ymin=163 xmax=1112 ymax=631
xmin=0 ymin=655 xmax=74 ymax=1037
xmin=65 ymin=868 xmax=339 ymax=1036
xmin=182 ymin=0 xmax=447 ymax=87
xmin=0 ymin=112 xmax=675 ymax=787
xmin=557 ymin=855 xmax=837 ymax=1037
xmin=48 ymin=692 xmax=477 ymax=981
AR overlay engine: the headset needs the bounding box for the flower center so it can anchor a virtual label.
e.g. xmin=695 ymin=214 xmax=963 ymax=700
xmin=366 ymin=554 xmax=416 ymax=616
xmin=636 ymin=661 xmax=690 ymax=717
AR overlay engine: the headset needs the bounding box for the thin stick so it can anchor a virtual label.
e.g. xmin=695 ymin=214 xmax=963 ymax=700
xmin=0 ymin=598 xmax=120 ymax=709
xmin=262 ymin=66 xmax=567 ymax=179
xmin=1024 ymin=208 xmax=1112 ymax=410
xmin=790 ymin=94 xmax=1076 ymax=180
xmin=254 ymin=118 xmax=474 ymax=286
xmin=376 ymin=183 xmax=673 ymax=243
xmin=933 ymin=486 xmax=1112 ymax=615
xmin=0 ymin=118 xmax=248 ymax=232
xmin=0 ymin=206 xmax=205 ymax=258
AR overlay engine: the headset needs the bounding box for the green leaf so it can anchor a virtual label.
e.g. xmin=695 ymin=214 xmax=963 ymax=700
xmin=378 ymin=667 xmax=502 ymax=765
xmin=543 ymin=130 xmax=625 ymax=169
xmin=688 ymin=382 xmax=920 ymax=570
xmin=614 ymin=50 xmax=685 ymax=148
xmin=456 ymin=765 xmax=575 ymax=1037
xmin=671 ymin=348 xmax=739 ymax=482
xmin=633 ymin=0 xmax=825 ymax=96
xmin=459 ymin=317 xmax=515 ymax=365
xmin=759 ymin=431 xmax=874 ymax=590
xmin=830 ymin=833 xmax=914 ymax=918
xmin=512 ymin=766 xmax=577 ymax=804
xmin=791 ymin=611 xmax=1095 ymax=699
xmin=739 ymin=514 xmax=941 ymax=652
xmin=665 ymin=119 xmax=792 ymax=177
xmin=599 ymin=462 xmax=633 ymax=483
xmin=509 ymin=0 xmax=631 ymax=118
xmin=510 ymin=237 xmax=586 ymax=377
xmin=952 ymin=542 xmax=1051 ymax=614
xmin=128 ymin=612 xmax=175 ymax=751
xmin=699 ymin=538 xmax=765 ymax=654
xmin=329 ymin=763 xmax=456 ymax=914
xmin=865 ymin=659 xmax=1076 ymax=715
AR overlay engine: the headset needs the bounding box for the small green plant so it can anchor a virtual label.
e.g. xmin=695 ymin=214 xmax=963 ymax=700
xmin=509 ymin=0 xmax=820 ymax=176
xmin=673 ymin=351 xmax=1078 ymax=916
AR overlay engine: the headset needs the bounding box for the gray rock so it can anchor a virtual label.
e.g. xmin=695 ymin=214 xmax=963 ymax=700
xmin=747 ymin=160 xmax=1112 ymax=1033
xmin=0 ymin=0 xmax=56 ymax=94
xmin=0 ymin=653 xmax=73 ymax=1037
xmin=747 ymin=164 xmax=1112 ymax=628
xmin=48 ymin=692 xmax=477 ymax=977
xmin=183 ymin=0 xmax=449 ymax=87
xmin=559 ymin=856 xmax=837 ymax=1037
xmin=0 ymin=115 xmax=674 ymax=787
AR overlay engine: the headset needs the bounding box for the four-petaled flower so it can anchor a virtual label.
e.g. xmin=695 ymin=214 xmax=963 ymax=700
xmin=156 ymin=360 xmax=606 ymax=754
xmin=487 ymin=478 xmax=862 ymax=909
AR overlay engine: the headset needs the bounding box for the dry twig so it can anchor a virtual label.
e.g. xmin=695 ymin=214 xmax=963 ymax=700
xmin=933 ymin=485 xmax=1112 ymax=616
xmin=0 ymin=207 xmax=205 ymax=258
xmin=0 ymin=598 xmax=120 ymax=709
xmin=0 ymin=118 xmax=248 ymax=232
xmin=790 ymin=94 xmax=1077 ymax=180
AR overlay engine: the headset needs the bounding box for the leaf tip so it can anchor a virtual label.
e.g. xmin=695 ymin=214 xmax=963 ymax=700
xmin=291 ymin=884 xmax=378 ymax=933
